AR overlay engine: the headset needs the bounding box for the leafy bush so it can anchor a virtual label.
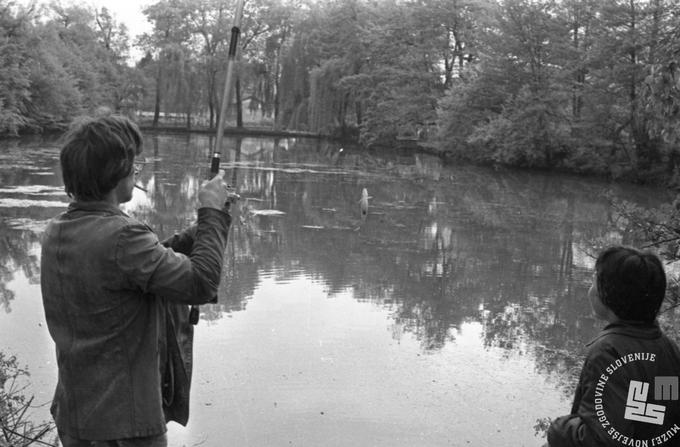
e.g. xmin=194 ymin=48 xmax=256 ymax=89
xmin=0 ymin=352 xmax=56 ymax=447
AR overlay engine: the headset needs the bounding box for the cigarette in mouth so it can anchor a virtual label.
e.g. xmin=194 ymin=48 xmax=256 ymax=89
xmin=134 ymin=184 xmax=148 ymax=193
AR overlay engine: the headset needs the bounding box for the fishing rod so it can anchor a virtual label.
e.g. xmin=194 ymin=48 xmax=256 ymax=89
xmin=190 ymin=0 xmax=246 ymax=326
xmin=212 ymin=0 xmax=246 ymax=164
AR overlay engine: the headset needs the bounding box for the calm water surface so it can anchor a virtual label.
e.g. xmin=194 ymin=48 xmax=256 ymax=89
xmin=1 ymin=133 xmax=678 ymax=446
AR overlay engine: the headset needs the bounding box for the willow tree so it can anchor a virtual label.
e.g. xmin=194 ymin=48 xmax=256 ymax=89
xmin=308 ymin=59 xmax=351 ymax=135
xmin=179 ymin=0 xmax=232 ymax=128
xmin=259 ymin=0 xmax=298 ymax=129
xmin=332 ymin=0 xmax=450 ymax=146
xmin=141 ymin=0 xmax=192 ymax=127
xmin=283 ymin=0 xmax=366 ymax=136
xmin=278 ymin=32 xmax=312 ymax=130
xmin=0 ymin=3 xmax=32 ymax=135
xmin=269 ymin=0 xmax=459 ymax=140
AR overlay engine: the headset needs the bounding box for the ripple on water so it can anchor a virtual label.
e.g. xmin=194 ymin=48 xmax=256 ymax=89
xmin=0 ymin=198 xmax=68 ymax=208
xmin=0 ymin=185 xmax=65 ymax=195
xmin=220 ymin=161 xmax=375 ymax=177
xmin=3 ymin=218 xmax=51 ymax=233
xmin=258 ymin=267 xmax=307 ymax=283
xmin=0 ymin=164 xmax=51 ymax=171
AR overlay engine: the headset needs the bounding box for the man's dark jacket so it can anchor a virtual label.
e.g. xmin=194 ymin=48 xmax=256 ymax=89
xmin=548 ymin=321 xmax=680 ymax=447
xmin=40 ymin=201 xmax=230 ymax=441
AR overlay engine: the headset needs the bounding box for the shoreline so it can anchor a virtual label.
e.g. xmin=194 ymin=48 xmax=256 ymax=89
xmin=139 ymin=125 xmax=328 ymax=140
xmin=3 ymin=126 xmax=673 ymax=187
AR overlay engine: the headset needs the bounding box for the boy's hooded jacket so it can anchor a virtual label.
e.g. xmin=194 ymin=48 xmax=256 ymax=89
xmin=548 ymin=321 xmax=680 ymax=447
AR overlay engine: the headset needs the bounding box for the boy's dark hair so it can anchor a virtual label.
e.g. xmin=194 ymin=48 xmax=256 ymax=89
xmin=595 ymin=246 xmax=666 ymax=323
xmin=60 ymin=115 xmax=143 ymax=201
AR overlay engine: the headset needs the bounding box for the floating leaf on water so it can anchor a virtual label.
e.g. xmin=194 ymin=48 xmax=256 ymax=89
xmin=299 ymin=225 xmax=353 ymax=230
xmin=250 ymin=209 xmax=286 ymax=216
xmin=380 ymin=201 xmax=419 ymax=209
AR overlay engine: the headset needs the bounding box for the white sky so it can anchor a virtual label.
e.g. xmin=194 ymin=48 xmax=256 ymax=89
xmin=81 ymin=0 xmax=153 ymax=37
xmin=80 ymin=0 xmax=154 ymax=61
xmin=16 ymin=0 xmax=153 ymax=37
xmin=17 ymin=0 xmax=154 ymax=61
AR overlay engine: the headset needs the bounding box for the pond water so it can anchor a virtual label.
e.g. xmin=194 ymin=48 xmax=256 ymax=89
xmin=1 ymin=133 xmax=678 ymax=446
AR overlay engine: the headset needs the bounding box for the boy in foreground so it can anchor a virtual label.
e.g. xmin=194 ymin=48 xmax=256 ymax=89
xmin=41 ymin=115 xmax=237 ymax=446
xmin=548 ymin=246 xmax=680 ymax=447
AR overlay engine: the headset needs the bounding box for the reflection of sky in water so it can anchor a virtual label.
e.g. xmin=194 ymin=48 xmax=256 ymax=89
xmin=0 ymin=185 xmax=68 ymax=208
xmin=122 ymin=178 xmax=154 ymax=212
xmin=0 ymin=259 xmax=56 ymax=412
xmin=0 ymin=268 xmax=571 ymax=446
xmin=0 ymin=198 xmax=67 ymax=207
xmin=0 ymin=185 xmax=65 ymax=195
xmin=2 ymin=133 xmax=679 ymax=446
xmin=169 ymin=277 xmax=569 ymax=447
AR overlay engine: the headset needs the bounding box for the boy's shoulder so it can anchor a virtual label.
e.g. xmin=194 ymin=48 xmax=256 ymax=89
xmin=587 ymin=321 xmax=662 ymax=345
xmin=585 ymin=321 xmax=680 ymax=364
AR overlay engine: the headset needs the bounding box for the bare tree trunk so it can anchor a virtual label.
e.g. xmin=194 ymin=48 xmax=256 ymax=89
xmin=628 ymin=0 xmax=642 ymax=168
xmin=208 ymin=68 xmax=217 ymax=128
xmin=273 ymin=61 xmax=281 ymax=130
xmin=236 ymin=76 xmax=243 ymax=128
xmin=355 ymin=100 xmax=362 ymax=126
xmin=273 ymin=27 xmax=287 ymax=130
xmin=153 ymin=63 xmax=162 ymax=128
xmin=571 ymin=5 xmax=582 ymax=120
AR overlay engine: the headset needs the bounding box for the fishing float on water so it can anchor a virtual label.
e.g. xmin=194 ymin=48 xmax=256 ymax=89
xmin=359 ymin=188 xmax=371 ymax=219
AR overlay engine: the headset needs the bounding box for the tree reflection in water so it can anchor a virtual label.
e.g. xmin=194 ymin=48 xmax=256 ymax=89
xmin=0 ymin=137 xmax=64 ymax=314
xmin=1 ymin=132 xmax=677 ymax=404
xmin=0 ymin=224 xmax=41 ymax=313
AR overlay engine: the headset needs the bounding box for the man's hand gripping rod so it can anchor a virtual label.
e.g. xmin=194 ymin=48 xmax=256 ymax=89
xmin=188 ymin=151 xmax=239 ymax=325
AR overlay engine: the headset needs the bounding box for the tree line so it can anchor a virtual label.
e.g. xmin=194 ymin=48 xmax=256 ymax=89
xmin=1 ymin=0 xmax=679 ymax=181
